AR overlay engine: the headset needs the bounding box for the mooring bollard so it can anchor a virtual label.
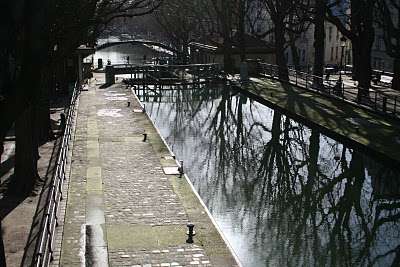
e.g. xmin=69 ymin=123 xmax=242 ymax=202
xmin=178 ymin=160 xmax=184 ymax=177
xmin=127 ymin=101 xmax=130 ymax=107
xmin=142 ymin=104 xmax=146 ymax=113
xmin=186 ymin=223 xmax=195 ymax=243
xmin=143 ymin=132 xmax=147 ymax=142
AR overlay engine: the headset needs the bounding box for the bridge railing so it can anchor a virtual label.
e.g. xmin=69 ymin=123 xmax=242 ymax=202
xmin=33 ymin=80 xmax=80 ymax=267
xmin=107 ymin=63 xmax=220 ymax=84
xmin=258 ymin=63 xmax=398 ymax=119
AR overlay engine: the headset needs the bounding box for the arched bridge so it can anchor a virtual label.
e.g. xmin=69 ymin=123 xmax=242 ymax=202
xmin=96 ymin=39 xmax=187 ymax=59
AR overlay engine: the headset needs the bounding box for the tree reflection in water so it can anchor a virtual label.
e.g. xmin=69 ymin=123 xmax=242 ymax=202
xmin=141 ymin=83 xmax=400 ymax=267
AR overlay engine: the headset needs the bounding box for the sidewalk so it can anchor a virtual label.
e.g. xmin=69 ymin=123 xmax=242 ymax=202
xmin=236 ymin=76 xmax=400 ymax=165
xmin=53 ymin=74 xmax=240 ymax=266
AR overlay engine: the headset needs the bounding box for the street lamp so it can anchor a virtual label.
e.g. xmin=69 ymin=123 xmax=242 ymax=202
xmin=338 ymin=36 xmax=347 ymax=84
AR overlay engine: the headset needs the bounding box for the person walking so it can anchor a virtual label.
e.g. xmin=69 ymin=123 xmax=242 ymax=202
xmin=326 ymin=71 xmax=330 ymax=81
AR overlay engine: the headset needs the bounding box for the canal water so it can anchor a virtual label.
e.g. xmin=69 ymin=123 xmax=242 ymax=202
xmin=139 ymin=84 xmax=400 ymax=267
xmin=94 ymin=45 xmax=400 ymax=267
xmin=93 ymin=41 xmax=171 ymax=68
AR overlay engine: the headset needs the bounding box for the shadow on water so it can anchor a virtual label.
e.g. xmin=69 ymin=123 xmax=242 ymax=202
xmin=141 ymin=82 xmax=400 ymax=267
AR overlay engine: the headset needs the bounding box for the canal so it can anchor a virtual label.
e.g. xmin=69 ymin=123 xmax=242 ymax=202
xmin=93 ymin=40 xmax=171 ymax=67
xmin=139 ymin=84 xmax=400 ymax=267
xmin=94 ymin=44 xmax=400 ymax=267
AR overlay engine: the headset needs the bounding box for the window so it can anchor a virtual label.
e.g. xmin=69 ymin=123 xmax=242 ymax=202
xmin=302 ymin=49 xmax=305 ymax=61
xmin=329 ymin=27 xmax=332 ymax=42
xmin=335 ymin=47 xmax=338 ymax=59
xmin=331 ymin=47 xmax=334 ymax=60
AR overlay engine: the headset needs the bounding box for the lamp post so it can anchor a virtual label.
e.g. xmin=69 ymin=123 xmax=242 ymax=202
xmin=338 ymin=36 xmax=347 ymax=84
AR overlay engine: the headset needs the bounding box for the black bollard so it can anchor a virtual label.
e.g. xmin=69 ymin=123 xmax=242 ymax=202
xmin=127 ymin=101 xmax=130 ymax=107
xmin=186 ymin=223 xmax=195 ymax=243
xmin=178 ymin=160 xmax=184 ymax=177
xmin=143 ymin=132 xmax=147 ymax=142
xmin=383 ymin=97 xmax=387 ymax=113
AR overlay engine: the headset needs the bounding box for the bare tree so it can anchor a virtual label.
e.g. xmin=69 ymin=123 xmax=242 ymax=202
xmin=250 ymin=0 xmax=297 ymax=81
xmin=154 ymin=0 xmax=197 ymax=63
xmin=326 ymin=0 xmax=377 ymax=98
xmin=0 ymin=0 xmax=163 ymax=193
xmin=375 ymin=0 xmax=400 ymax=90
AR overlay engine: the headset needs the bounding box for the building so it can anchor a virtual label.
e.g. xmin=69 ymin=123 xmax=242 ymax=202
xmin=189 ymin=33 xmax=276 ymax=71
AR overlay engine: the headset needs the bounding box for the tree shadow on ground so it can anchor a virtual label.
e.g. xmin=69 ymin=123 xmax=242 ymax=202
xmin=20 ymin=123 xmax=63 ymax=267
xmin=99 ymin=83 xmax=112 ymax=89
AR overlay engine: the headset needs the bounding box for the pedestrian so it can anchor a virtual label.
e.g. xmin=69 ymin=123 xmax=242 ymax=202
xmin=326 ymin=71 xmax=330 ymax=81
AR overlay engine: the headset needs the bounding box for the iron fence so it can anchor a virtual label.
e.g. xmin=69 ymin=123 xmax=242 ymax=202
xmin=259 ymin=63 xmax=398 ymax=118
xmin=33 ymin=80 xmax=80 ymax=267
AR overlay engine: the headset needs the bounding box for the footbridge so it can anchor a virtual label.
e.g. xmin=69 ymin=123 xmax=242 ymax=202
xmin=105 ymin=63 xmax=220 ymax=85
xmin=96 ymin=39 xmax=186 ymax=60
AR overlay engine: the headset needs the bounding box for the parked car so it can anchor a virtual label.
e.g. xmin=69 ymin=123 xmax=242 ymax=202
xmin=324 ymin=67 xmax=335 ymax=74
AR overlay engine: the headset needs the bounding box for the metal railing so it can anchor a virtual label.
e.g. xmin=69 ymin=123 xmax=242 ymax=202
xmin=33 ymin=81 xmax=80 ymax=267
xmin=258 ymin=63 xmax=398 ymax=118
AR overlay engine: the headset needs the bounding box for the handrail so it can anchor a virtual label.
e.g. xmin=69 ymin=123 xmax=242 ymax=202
xmin=258 ymin=63 xmax=399 ymax=119
xmin=33 ymin=80 xmax=80 ymax=267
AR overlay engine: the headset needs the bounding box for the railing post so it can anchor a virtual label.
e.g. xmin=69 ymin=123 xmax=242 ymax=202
xmin=383 ymin=97 xmax=387 ymax=113
xmin=342 ymin=83 xmax=345 ymax=100
xmin=394 ymin=96 xmax=397 ymax=115
xmin=305 ymin=72 xmax=308 ymax=89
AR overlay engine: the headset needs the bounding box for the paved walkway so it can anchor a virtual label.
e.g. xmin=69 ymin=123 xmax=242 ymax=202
xmin=53 ymin=74 xmax=240 ymax=267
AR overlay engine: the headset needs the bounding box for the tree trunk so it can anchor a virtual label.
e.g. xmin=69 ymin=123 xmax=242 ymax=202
xmin=237 ymin=0 xmax=246 ymax=62
xmin=223 ymin=39 xmax=234 ymax=73
xmin=0 ymin=219 xmax=6 ymax=267
xmin=289 ymin=38 xmax=301 ymax=71
xmin=351 ymin=0 xmax=375 ymax=99
xmin=391 ymin=15 xmax=400 ymax=90
xmin=274 ymin=21 xmax=289 ymax=81
xmin=313 ymin=0 xmax=325 ymax=80
xmin=9 ymin=106 xmax=40 ymax=195
xmin=392 ymin=56 xmax=400 ymax=90
xmin=38 ymin=70 xmax=55 ymax=142
xmin=356 ymin=30 xmax=374 ymax=97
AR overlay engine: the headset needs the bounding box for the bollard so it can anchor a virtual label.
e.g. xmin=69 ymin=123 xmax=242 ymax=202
xmin=383 ymin=97 xmax=387 ymax=113
xmin=143 ymin=132 xmax=147 ymax=142
xmin=355 ymin=126 xmax=360 ymax=133
xmin=178 ymin=160 xmax=184 ymax=177
xmin=127 ymin=101 xmax=130 ymax=107
xmin=142 ymin=104 xmax=146 ymax=113
xmin=186 ymin=223 xmax=195 ymax=243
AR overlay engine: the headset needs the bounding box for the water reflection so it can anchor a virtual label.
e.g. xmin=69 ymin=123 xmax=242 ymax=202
xmin=141 ymin=84 xmax=400 ymax=267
